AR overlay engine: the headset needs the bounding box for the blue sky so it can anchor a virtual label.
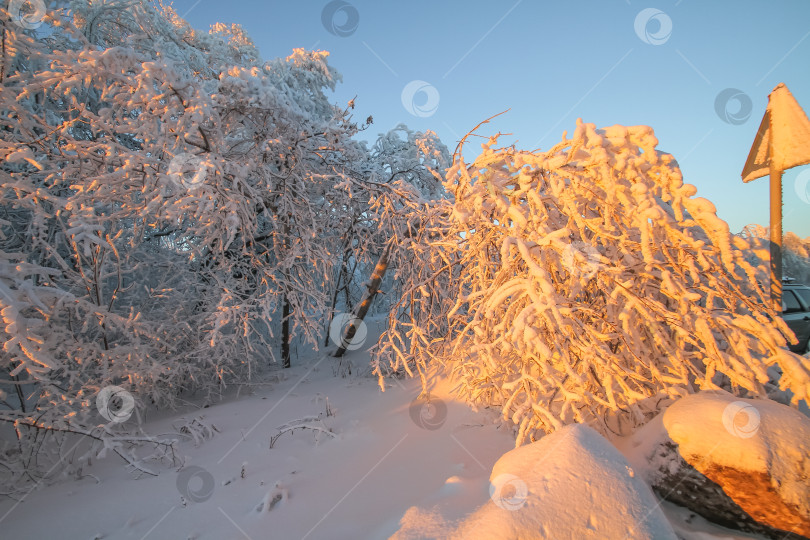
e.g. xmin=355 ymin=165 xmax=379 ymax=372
xmin=170 ymin=0 xmax=810 ymax=237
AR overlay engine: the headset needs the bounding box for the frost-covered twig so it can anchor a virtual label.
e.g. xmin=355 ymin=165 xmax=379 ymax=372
xmin=269 ymin=416 xmax=335 ymax=448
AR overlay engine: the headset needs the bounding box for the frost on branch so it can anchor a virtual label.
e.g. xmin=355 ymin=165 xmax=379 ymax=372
xmin=379 ymin=119 xmax=809 ymax=445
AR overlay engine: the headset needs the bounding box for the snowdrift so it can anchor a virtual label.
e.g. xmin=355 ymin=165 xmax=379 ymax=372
xmin=393 ymin=423 xmax=677 ymax=540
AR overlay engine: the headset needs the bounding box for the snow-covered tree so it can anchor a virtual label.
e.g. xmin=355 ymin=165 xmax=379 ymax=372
xmin=376 ymin=119 xmax=810 ymax=445
xmin=0 ymin=0 xmax=430 ymax=490
xmin=330 ymin=125 xmax=450 ymax=357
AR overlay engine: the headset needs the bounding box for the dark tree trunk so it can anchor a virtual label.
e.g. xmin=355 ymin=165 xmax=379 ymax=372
xmin=333 ymin=244 xmax=392 ymax=357
xmin=281 ymin=293 xmax=291 ymax=368
xmin=280 ymin=216 xmax=293 ymax=369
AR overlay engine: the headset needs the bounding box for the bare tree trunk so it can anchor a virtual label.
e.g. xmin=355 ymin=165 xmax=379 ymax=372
xmin=333 ymin=244 xmax=392 ymax=357
xmin=281 ymin=294 xmax=291 ymax=368
xmin=281 ymin=220 xmax=292 ymax=368
xmin=325 ymin=242 xmax=353 ymax=347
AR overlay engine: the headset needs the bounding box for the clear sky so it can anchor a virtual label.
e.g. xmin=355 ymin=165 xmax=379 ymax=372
xmin=169 ymin=0 xmax=810 ymax=237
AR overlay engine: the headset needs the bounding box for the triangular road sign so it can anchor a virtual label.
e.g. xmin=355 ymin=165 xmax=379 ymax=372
xmin=741 ymin=83 xmax=810 ymax=183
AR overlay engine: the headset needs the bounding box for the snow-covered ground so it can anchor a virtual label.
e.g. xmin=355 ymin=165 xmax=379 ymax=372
xmin=0 ymin=323 xmax=796 ymax=539
xmin=0 ymin=320 xmax=517 ymax=540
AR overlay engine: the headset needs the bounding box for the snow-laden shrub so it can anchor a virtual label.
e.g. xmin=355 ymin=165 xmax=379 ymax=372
xmin=379 ymin=119 xmax=810 ymax=445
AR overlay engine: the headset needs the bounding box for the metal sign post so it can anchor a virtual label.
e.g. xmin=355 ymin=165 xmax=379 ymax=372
xmin=742 ymin=83 xmax=810 ymax=313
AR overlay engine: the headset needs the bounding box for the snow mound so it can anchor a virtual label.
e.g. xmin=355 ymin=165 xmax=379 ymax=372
xmin=652 ymin=391 xmax=810 ymax=518
xmin=393 ymin=507 xmax=459 ymax=540
xmin=392 ymin=424 xmax=677 ymax=540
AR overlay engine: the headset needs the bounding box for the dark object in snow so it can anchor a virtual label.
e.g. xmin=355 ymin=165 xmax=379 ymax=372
xmin=628 ymin=392 xmax=810 ymax=539
xmin=647 ymin=441 xmax=808 ymax=539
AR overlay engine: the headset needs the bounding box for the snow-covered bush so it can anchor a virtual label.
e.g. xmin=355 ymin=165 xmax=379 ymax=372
xmin=378 ymin=119 xmax=810 ymax=444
